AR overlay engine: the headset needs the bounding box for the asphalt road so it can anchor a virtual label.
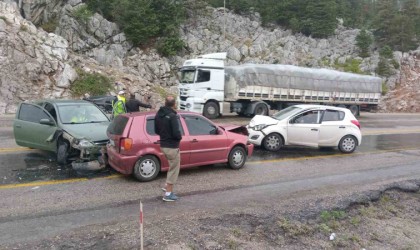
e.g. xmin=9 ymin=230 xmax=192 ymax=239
xmin=0 ymin=112 xmax=420 ymax=248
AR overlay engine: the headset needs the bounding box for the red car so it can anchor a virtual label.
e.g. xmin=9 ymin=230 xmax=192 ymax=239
xmin=106 ymin=111 xmax=254 ymax=181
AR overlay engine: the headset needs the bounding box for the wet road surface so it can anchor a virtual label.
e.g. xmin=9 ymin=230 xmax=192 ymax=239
xmin=1 ymin=113 xmax=420 ymax=185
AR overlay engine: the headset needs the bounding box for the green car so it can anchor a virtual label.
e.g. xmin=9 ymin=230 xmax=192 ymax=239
xmin=13 ymin=100 xmax=111 ymax=165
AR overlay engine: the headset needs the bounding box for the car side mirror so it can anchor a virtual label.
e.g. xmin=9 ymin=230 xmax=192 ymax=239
xmin=210 ymin=126 xmax=219 ymax=135
xmin=40 ymin=118 xmax=55 ymax=126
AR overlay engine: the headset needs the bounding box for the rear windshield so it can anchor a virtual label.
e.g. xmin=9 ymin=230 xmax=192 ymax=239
xmin=107 ymin=116 xmax=129 ymax=135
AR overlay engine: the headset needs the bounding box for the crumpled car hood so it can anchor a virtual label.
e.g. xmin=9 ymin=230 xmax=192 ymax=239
xmin=217 ymin=124 xmax=248 ymax=136
xmin=249 ymin=115 xmax=278 ymax=127
xmin=61 ymin=122 xmax=110 ymax=142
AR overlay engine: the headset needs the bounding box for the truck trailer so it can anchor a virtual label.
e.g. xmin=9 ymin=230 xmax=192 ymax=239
xmin=178 ymin=53 xmax=382 ymax=119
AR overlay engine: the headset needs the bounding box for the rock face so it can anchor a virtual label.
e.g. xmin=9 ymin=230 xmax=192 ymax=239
xmin=0 ymin=3 xmax=419 ymax=114
xmin=0 ymin=1 xmax=75 ymax=113
xmin=380 ymin=50 xmax=420 ymax=112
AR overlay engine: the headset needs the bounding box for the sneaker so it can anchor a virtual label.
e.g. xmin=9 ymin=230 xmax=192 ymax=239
xmin=163 ymin=193 xmax=179 ymax=202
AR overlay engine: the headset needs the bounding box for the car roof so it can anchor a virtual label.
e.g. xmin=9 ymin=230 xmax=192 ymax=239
xmin=34 ymin=99 xmax=93 ymax=106
xmin=123 ymin=110 xmax=201 ymax=118
xmin=293 ymin=104 xmax=349 ymax=111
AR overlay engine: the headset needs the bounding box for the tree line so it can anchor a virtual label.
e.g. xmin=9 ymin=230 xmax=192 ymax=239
xmin=205 ymin=0 xmax=419 ymax=53
xmin=83 ymin=0 xmax=419 ymax=56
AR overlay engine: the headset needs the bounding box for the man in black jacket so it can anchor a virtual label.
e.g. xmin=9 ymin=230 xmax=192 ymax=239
xmin=155 ymin=95 xmax=182 ymax=201
xmin=125 ymin=93 xmax=152 ymax=112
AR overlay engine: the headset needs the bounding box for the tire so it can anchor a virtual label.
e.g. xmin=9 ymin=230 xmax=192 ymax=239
xmin=228 ymin=146 xmax=247 ymax=169
xmin=338 ymin=135 xmax=358 ymax=154
xmin=133 ymin=155 xmax=160 ymax=182
xmin=57 ymin=141 xmax=69 ymax=166
xmin=349 ymin=105 xmax=359 ymax=117
xmin=262 ymin=133 xmax=283 ymax=151
xmin=254 ymin=103 xmax=268 ymax=116
xmin=203 ymin=101 xmax=219 ymax=119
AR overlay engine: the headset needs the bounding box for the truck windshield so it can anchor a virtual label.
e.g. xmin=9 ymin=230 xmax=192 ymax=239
xmin=271 ymin=106 xmax=303 ymax=121
xmin=179 ymin=70 xmax=195 ymax=84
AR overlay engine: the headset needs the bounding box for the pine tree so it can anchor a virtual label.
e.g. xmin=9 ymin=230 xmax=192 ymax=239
xmin=356 ymin=29 xmax=373 ymax=57
xmin=303 ymin=0 xmax=337 ymax=38
xmin=373 ymin=0 xmax=398 ymax=47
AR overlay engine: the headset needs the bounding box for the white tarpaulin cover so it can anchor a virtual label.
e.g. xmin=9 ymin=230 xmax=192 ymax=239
xmin=225 ymin=64 xmax=382 ymax=93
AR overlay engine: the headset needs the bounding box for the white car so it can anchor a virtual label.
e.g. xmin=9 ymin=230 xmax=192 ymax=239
xmin=247 ymin=105 xmax=362 ymax=153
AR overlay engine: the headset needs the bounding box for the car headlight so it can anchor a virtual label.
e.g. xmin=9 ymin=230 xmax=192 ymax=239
xmin=78 ymin=139 xmax=94 ymax=148
xmin=252 ymin=124 xmax=268 ymax=131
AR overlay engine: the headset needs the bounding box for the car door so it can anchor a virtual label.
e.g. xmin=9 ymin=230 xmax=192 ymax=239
xmin=318 ymin=109 xmax=347 ymax=146
xmin=145 ymin=116 xmax=190 ymax=167
xmin=182 ymin=114 xmax=228 ymax=165
xmin=14 ymin=103 xmax=57 ymax=151
xmin=287 ymin=109 xmax=323 ymax=147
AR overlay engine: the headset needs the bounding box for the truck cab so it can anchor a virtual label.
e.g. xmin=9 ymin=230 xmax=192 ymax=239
xmin=178 ymin=53 xmax=226 ymax=119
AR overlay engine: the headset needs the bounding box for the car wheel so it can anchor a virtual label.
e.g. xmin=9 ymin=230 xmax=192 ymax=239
xmin=203 ymin=101 xmax=219 ymax=119
xmin=338 ymin=135 xmax=358 ymax=153
xmin=254 ymin=103 xmax=268 ymax=116
xmin=263 ymin=133 xmax=283 ymax=151
xmin=349 ymin=105 xmax=359 ymax=117
xmin=57 ymin=141 xmax=69 ymax=166
xmin=228 ymin=146 xmax=247 ymax=169
xmin=133 ymin=155 xmax=160 ymax=182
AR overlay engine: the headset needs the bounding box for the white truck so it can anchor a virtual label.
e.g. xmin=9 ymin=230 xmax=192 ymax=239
xmin=178 ymin=53 xmax=382 ymax=119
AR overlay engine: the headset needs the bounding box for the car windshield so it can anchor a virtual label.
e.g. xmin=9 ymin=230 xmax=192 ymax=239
xmin=59 ymin=104 xmax=109 ymax=124
xmin=271 ymin=106 xmax=303 ymax=121
xmin=179 ymin=70 xmax=196 ymax=84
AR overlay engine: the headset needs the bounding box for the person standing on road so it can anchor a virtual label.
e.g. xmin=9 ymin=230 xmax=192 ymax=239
xmin=112 ymin=90 xmax=127 ymax=117
xmin=125 ymin=93 xmax=152 ymax=112
xmin=154 ymin=95 xmax=182 ymax=202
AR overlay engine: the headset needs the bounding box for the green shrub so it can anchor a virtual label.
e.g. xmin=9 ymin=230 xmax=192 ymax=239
xmin=157 ymin=35 xmax=185 ymax=57
xmin=73 ymin=5 xmax=93 ymax=24
xmin=381 ymin=81 xmax=388 ymax=95
xmin=356 ymin=29 xmax=373 ymax=58
xmin=71 ymin=70 xmax=113 ymax=96
xmin=376 ymin=57 xmax=393 ymax=77
xmin=86 ymin=0 xmax=185 ymax=55
xmin=391 ymin=59 xmax=400 ymax=69
xmin=334 ymin=58 xmax=363 ymax=74
xmin=379 ymin=45 xmax=393 ymax=59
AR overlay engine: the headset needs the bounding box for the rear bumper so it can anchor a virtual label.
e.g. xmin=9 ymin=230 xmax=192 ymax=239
xmin=106 ymin=144 xmax=138 ymax=175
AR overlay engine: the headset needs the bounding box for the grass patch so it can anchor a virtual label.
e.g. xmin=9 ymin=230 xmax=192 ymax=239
xmin=231 ymin=227 xmax=242 ymax=237
xmin=71 ymin=69 xmax=113 ymax=97
xmin=278 ymin=218 xmax=313 ymax=238
xmin=20 ymin=24 xmax=28 ymax=32
xmin=40 ymin=18 xmax=58 ymax=33
xmin=153 ymin=85 xmax=170 ymax=98
xmin=320 ymin=210 xmax=346 ymax=222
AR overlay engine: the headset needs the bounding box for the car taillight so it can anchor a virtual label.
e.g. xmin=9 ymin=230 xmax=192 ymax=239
xmin=120 ymin=138 xmax=133 ymax=151
xmin=351 ymin=120 xmax=361 ymax=129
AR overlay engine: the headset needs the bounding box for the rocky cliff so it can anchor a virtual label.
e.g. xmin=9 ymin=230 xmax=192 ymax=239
xmin=0 ymin=1 xmax=419 ymax=114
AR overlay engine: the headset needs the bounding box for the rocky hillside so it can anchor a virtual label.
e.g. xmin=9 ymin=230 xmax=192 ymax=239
xmin=0 ymin=0 xmax=419 ymax=114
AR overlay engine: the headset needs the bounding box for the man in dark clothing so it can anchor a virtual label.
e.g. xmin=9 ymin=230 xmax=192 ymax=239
xmin=125 ymin=93 xmax=152 ymax=112
xmin=155 ymin=95 xmax=182 ymax=202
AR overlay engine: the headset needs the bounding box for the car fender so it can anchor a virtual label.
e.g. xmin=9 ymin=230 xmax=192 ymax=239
xmin=261 ymin=125 xmax=288 ymax=145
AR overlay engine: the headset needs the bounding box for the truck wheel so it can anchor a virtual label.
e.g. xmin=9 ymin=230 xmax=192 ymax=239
xmin=263 ymin=133 xmax=283 ymax=151
xmin=203 ymin=102 xmax=219 ymax=119
xmin=349 ymin=105 xmax=359 ymax=117
xmin=57 ymin=141 xmax=69 ymax=166
xmin=133 ymin=155 xmax=160 ymax=182
xmin=254 ymin=103 xmax=268 ymax=116
xmin=338 ymin=135 xmax=358 ymax=154
xmin=227 ymin=146 xmax=247 ymax=169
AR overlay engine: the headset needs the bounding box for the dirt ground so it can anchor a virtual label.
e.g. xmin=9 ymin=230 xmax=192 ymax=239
xmin=4 ymin=187 xmax=419 ymax=250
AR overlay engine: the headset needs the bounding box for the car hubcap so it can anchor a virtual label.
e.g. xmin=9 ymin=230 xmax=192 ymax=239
xmin=232 ymin=150 xmax=244 ymax=166
xmin=140 ymin=160 xmax=155 ymax=177
xmin=266 ymin=136 xmax=280 ymax=150
xmin=342 ymin=138 xmax=355 ymax=151
xmin=207 ymin=106 xmax=216 ymax=115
